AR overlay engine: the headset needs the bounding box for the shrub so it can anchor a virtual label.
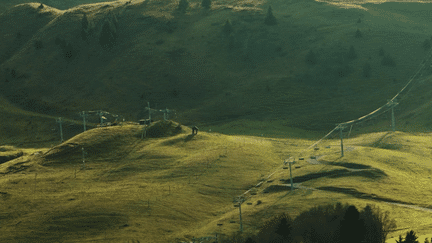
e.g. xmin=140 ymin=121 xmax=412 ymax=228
xmin=363 ymin=62 xmax=372 ymax=78
xmin=357 ymin=17 xmax=361 ymax=23
xmin=305 ymin=50 xmax=318 ymax=65
xmin=264 ymin=6 xmax=277 ymax=26
xmin=202 ymin=0 xmax=211 ymax=9
xmin=355 ymin=29 xmax=362 ymax=38
xmin=347 ymin=45 xmax=357 ymax=59
xmin=381 ymin=54 xmax=396 ymax=67
xmin=178 ymin=0 xmax=189 ymax=13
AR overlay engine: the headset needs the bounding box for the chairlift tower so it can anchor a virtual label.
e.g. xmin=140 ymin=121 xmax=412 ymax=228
xmin=284 ymin=159 xmax=296 ymax=191
xmin=82 ymin=147 xmax=88 ymax=169
xmin=96 ymin=110 xmax=107 ymax=125
xmin=147 ymin=102 xmax=152 ymax=121
xmin=161 ymin=108 xmax=175 ymax=121
xmin=233 ymin=196 xmax=245 ymax=232
xmin=388 ymin=99 xmax=399 ymax=132
xmin=80 ymin=111 xmax=89 ymax=131
xmin=338 ymin=124 xmax=345 ymax=157
xmin=56 ymin=117 xmax=64 ymax=142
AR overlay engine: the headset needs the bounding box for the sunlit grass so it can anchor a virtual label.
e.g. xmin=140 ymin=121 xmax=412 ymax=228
xmin=2 ymin=121 xmax=432 ymax=242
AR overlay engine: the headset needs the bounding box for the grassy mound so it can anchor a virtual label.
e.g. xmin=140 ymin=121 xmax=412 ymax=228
xmin=145 ymin=120 xmax=183 ymax=138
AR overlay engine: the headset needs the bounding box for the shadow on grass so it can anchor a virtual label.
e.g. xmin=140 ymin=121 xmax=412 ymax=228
xmin=317 ymin=186 xmax=409 ymax=204
xmin=279 ymin=167 xmax=387 ymax=184
xmin=263 ymin=185 xmax=299 ymax=193
xmin=322 ymin=161 xmax=371 ymax=169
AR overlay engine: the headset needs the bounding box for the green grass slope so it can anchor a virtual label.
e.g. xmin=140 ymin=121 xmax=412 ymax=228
xmin=2 ymin=120 xmax=432 ymax=242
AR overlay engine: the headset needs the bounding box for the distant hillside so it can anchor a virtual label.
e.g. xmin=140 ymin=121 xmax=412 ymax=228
xmin=1 ymin=0 xmax=432 ymax=142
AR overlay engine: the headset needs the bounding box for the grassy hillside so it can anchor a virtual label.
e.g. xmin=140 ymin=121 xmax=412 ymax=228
xmin=3 ymin=0 xmax=432 ymax=242
xmin=1 ymin=0 xmax=432 ymax=138
xmin=2 ymin=120 xmax=432 ymax=242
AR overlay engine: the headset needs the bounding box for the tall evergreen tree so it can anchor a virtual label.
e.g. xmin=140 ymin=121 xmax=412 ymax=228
xmin=340 ymin=205 xmax=364 ymax=243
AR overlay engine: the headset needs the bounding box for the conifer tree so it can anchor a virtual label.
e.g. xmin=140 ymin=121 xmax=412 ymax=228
xmin=404 ymin=230 xmax=419 ymax=243
xmin=264 ymin=6 xmax=277 ymax=25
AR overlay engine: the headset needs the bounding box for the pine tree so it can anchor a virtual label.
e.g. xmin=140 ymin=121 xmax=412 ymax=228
xmin=355 ymin=29 xmax=362 ymax=38
xmin=201 ymin=0 xmax=211 ymax=9
xmin=404 ymin=230 xmax=419 ymax=243
xmin=425 ymin=238 xmax=430 ymax=243
xmin=264 ymin=6 xmax=277 ymax=25
xmin=340 ymin=205 xmax=364 ymax=243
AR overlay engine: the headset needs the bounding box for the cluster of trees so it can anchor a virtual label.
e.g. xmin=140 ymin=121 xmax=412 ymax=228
xmin=219 ymin=202 xmax=397 ymax=243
